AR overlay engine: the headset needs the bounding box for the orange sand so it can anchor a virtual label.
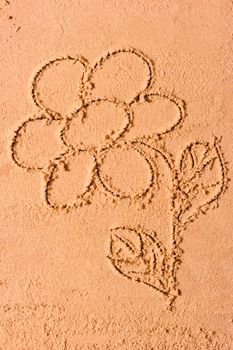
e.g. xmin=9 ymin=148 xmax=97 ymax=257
xmin=0 ymin=0 xmax=233 ymax=349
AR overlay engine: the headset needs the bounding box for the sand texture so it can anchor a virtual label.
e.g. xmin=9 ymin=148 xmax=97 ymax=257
xmin=0 ymin=0 xmax=233 ymax=349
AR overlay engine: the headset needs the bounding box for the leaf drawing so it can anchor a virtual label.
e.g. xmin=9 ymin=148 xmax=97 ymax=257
xmin=176 ymin=139 xmax=227 ymax=225
xmin=108 ymin=227 xmax=169 ymax=294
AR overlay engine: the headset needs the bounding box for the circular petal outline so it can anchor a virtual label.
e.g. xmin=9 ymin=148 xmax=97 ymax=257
xmin=11 ymin=114 xmax=65 ymax=171
xmin=80 ymin=47 xmax=155 ymax=104
xmin=31 ymin=55 xmax=89 ymax=119
xmin=61 ymin=98 xmax=133 ymax=151
xmin=130 ymin=91 xmax=186 ymax=139
xmin=96 ymin=141 xmax=155 ymax=199
xmin=96 ymin=140 xmax=174 ymax=200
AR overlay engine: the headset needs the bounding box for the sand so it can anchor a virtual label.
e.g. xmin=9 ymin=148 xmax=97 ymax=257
xmin=0 ymin=0 xmax=233 ymax=349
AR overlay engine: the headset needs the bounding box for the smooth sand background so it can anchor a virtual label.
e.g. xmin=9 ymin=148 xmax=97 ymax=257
xmin=0 ymin=0 xmax=233 ymax=349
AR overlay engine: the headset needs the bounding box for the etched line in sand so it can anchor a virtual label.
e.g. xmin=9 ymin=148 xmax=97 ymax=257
xmin=174 ymin=138 xmax=228 ymax=227
xmin=44 ymin=148 xmax=97 ymax=210
xmin=10 ymin=48 xmax=229 ymax=307
xmin=11 ymin=115 xmax=46 ymax=170
xmin=0 ymin=0 xmax=9 ymax=9
xmin=11 ymin=114 xmax=65 ymax=171
xmin=61 ymin=98 xmax=133 ymax=151
xmin=96 ymin=142 xmax=155 ymax=200
xmin=108 ymin=226 xmax=170 ymax=295
xmin=95 ymin=140 xmax=174 ymax=202
xmin=80 ymin=47 xmax=155 ymax=104
xmin=129 ymin=91 xmax=186 ymax=140
xmin=31 ymin=55 xmax=89 ymax=119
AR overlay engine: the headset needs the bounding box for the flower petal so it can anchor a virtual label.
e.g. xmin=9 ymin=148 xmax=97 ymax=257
xmin=126 ymin=92 xmax=185 ymax=140
xmin=61 ymin=99 xmax=132 ymax=150
xmin=31 ymin=55 xmax=89 ymax=119
xmin=45 ymin=150 xmax=96 ymax=209
xmin=96 ymin=142 xmax=154 ymax=199
xmin=81 ymin=48 xmax=154 ymax=103
xmin=11 ymin=116 xmax=66 ymax=170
